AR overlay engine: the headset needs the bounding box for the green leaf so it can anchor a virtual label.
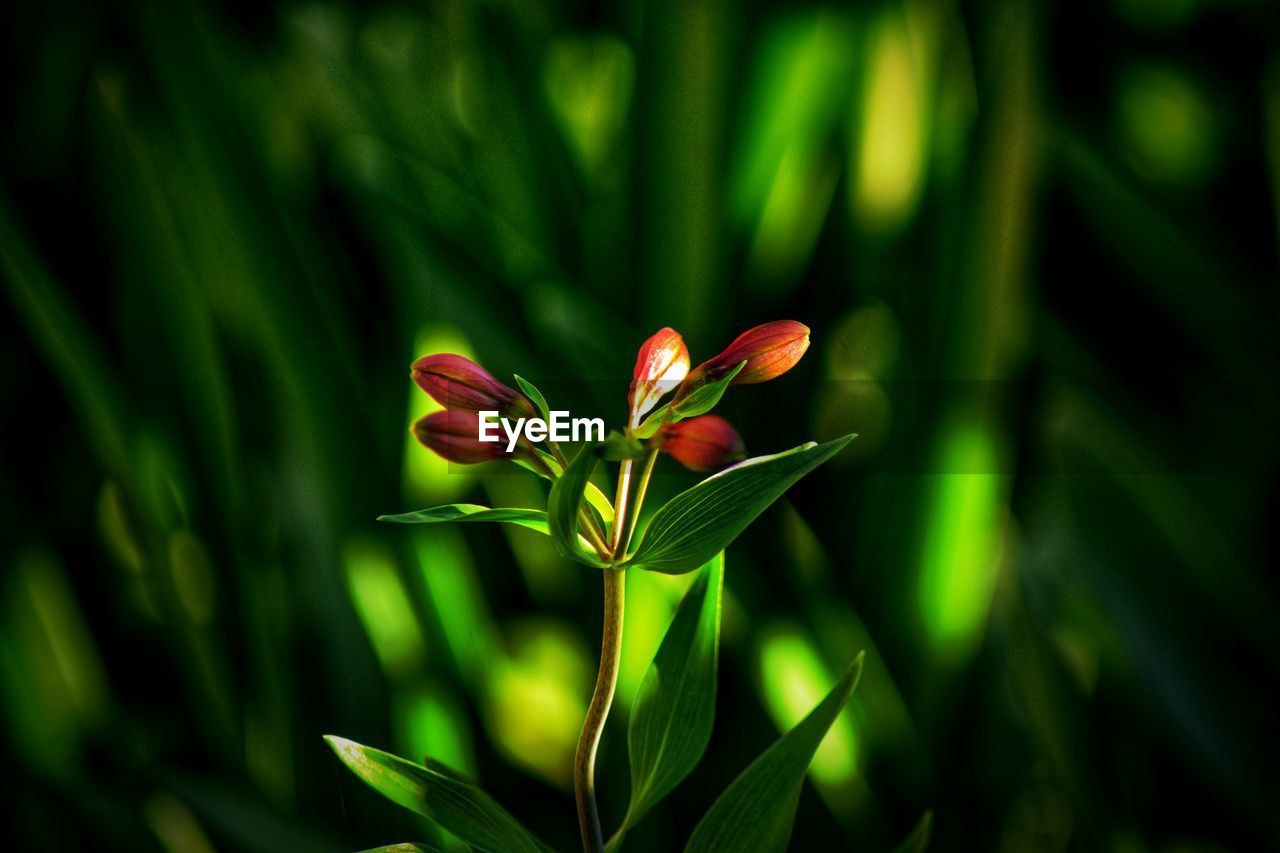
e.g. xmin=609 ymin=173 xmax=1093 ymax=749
xmin=684 ymin=654 xmax=865 ymax=853
xmin=892 ymin=811 xmax=934 ymax=853
xmin=325 ymin=736 xmax=552 ymax=853
xmin=358 ymin=845 xmax=440 ymax=853
xmin=513 ymin=374 xmax=550 ymax=420
xmin=584 ymin=480 xmax=616 ymax=524
xmin=627 ymin=435 xmax=854 ymax=574
xmin=669 ymin=361 xmax=745 ymax=420
xmin=378 ymin=504 xmax=549 ymax=535
xmin=602 ymin=430 xmax=646 ymax=461
xmin=633 ymin=404 xmax=671 ymax=439
xmin=548 ymin=444 xmax=611 ymax=567
xmin=616 ymin=552 xmax=724 ymax=845
xmin=526 ymin=452 xmax=615 ymax=523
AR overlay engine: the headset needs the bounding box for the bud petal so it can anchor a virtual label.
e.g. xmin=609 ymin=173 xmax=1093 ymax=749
xmin=411 ymin=353 xmax=535 ymax=418
xmin=628 ymin=327 xmax=690 ymax=427
xmin=659 ymin=415 xmax=745 ymax=472
xmin=413 ymin=410 xmax=516 ymax=464
xmin=684 ymin=320 xmax=810 ymax=390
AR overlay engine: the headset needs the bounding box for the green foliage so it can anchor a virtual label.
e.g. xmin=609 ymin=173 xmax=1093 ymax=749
xmin=513 ymin=375 xmax=551 ymax=421
xmin=684 ymin=653 xmax=865 ymax=853
xmin=669 ymin=361 xmax=746 ymax=420
xmin=632 ymin=404 xmax=671 ymax=439
xmin=325 ymin=736 xmax=551 ymax=853
xmin=602 ymin=431 xmax=646 ymax=461
xmin=627 ymin=435 xmax=855 ymax=573
xmin=548 ymin=443 xmax=611 ymax=567
xmin=358 ymin=845 xmax=440 ymax=853
xmin=378 ymin=504 xmax=549 ymax=534
xmin=616 ymin=553 xmax=725 ymax=844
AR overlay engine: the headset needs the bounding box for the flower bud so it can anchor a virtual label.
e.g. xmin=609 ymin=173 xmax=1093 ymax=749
xmin=411 ymin=353 xmax=535 ymax=418
xmin=659 ymin=415 xmax=745 ymax=472
xmin=413 ymin=411 xmax=517 ymax=464
xmin=628 ymin=327 xmax=690 ymax=427
xmin=683 ymin=320 xmax=810 ymax=389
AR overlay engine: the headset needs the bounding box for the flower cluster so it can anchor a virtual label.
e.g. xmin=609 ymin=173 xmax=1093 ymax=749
xmin=410 ymin=320 xmax=809 ymax=473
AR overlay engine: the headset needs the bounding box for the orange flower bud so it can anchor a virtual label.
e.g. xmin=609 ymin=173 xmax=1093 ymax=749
xmin=628 ymin=327 xmax=690 ymax=427
xmin=413 ymin=410 xmax=518 ymax=464
xmin=659 ymin=415 xmax=745 ymax=472
xmin=684 ymin=320 xmax=810 ymax=390
xmin=411 ymin=353 xmax=535 ymax=419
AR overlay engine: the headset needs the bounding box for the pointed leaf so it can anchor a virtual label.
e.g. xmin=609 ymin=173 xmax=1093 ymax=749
xmin=684 ymin=654 xmax=864 ymax=853
xmin=621 ymin=553 xmax=725 ymax=836
xmin=584 ymin=480 xmax=616 ymax=524
xmin=378 ymin=504 xmax=549 ymax=535
xmin=513 ymin=374 xmax=550 ymax=421
xmin=628 ymin=435 xmax=854 ymax=574
xmin=670 ymin=362 xmax=745 ymax=420
xmin=548 ymin=444 xmax=610 ymax=567
xmin=529 ymin=453 xmax=615 ymax=523
xmin=325 ymin=736 xmax=551 ymax=853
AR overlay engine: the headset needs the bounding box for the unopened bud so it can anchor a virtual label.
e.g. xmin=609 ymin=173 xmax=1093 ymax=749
xmin=413 ymin=411 xmax=518 ymax=464
xmin=628 ymin=327 xmax=690 ymax=428
xmin=683 ymin=320 xmax=809 ymax=390
xmin=659 ymin=415 xmax=745 ymax=472
xmin=411 ymin=353 xmax=535 ymax=419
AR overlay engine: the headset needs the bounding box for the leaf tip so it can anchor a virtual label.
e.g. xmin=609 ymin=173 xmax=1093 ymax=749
xmin=323 ymin=734 xmax=358 ymax=761
xmin=848 ymin=651 xmax=866 ymax=690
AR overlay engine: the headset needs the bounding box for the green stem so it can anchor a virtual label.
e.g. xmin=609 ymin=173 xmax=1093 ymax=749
xmin=574 ymin=567 xmax=625 ymax=853
xmin=618 ymin=449 xmax=659 ymax=560
xmin=574 ymin=457 xmax=638 ymax=852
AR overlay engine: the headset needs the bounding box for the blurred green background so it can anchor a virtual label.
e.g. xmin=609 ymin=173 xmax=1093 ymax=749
xmin=4 ymin=0 xmax=1280 ymax=849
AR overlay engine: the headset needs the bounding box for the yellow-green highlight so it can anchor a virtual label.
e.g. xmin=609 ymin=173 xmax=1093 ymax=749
xmin=617 ymin=569 xmax=693 ymax=707
xmin=733 ymin=12 xmax=854 ymax=286
xmin=404 ymin=325 xmax=475 ymax=504
xmin=396 ymin=685 xmax=476 ymax=776
xmin=343 ymin=537 xmax=425 ymax=680
xmin=852 ymin=6 xmax=930 ymax=233
xmin=483 ymin=619 xmax=589 ymax=788
xmin=759 ymin=625 xmax=859 ymax=786
xmin=542 ymin=36 xmax=634 ymax=180
xmin=918 ymin=416 xmax=1003 ymax=661
xmin=412 ymin=527 xmax=499 ymax=686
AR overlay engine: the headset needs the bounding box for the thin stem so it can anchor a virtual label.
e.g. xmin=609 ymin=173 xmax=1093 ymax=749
xmin=574 ymin=458 xmax=637 ymax=853
xmin=574 ymin=568 xmax=624 ymax=853
xmin=610 ymin=458 xmax=636 ymax=551
xmin=618 ymin=449 xmax=659 ymax=560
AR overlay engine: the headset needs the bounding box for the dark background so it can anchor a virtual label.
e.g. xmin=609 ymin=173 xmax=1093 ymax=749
xmin=3 ymin=0 xmax=1280 ymax=850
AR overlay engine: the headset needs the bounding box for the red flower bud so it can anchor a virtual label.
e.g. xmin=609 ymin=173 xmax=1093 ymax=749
xmin=413 ymin=410 xmax=519 ymax=464
xmin=411 ymin=353 xmax=535 ymax=418
xmin=683 ymin=320 xmax=810 ymax=390
xmin=628 ymin=327 xmax=690 ymax=427
xmin=659 ymin=415 xmax=745 ymax=472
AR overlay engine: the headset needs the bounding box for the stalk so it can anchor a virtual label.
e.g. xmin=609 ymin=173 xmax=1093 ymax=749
xmin=618 ymin=449 xmax=659 ymax=559
xmin=574 ymin=456 xmax=638 ymax=852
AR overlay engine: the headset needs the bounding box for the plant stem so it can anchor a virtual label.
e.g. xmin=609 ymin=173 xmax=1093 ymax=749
xmin=618 ymin=449 xmax=659 ymax=559
xmin=574 ymin=457 xmax=637 ymax=852
xmin=574 ymin=566 xmax=624 ymax=853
